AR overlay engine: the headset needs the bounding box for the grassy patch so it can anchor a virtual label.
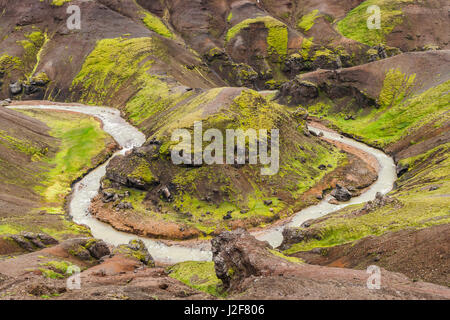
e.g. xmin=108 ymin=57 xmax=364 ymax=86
xmin=72 ymin=37 xmax=155 ymax=104
xmin=168 ymin=261 xmax=224 ymax=297
xmin=17 ymin=110 xmax=112 ymax=210
xmin=226 ymin=16 xmax=288 ymax=59
xmin=297 ymin=9 xmax=321 ymax=32
xmin=269 ymin=249 xmax=304 ymax=263
xmin=140 ymin=11 xmax=174 ymax=39
xmin=307 ymin=78 xmax=450 ymax=147
xmin=337 ymin=0 xmax=414 ymax=46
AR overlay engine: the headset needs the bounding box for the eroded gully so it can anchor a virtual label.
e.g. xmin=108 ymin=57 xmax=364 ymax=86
xmin=10 ymin=104 xmax=397 ymax=264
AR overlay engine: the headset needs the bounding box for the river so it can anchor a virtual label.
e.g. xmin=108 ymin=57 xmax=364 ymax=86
xmin=9 ymin=104 xmax=397 ymax=264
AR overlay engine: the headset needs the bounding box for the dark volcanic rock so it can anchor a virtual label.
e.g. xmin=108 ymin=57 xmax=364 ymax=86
xmin=113 ymin=239 xmax=154 ymax=266
xmin=396 ymin=163 xmax=409 ymax=177
xmin=8 ymin=232 xmax=58 ymax=252
xmin=212 ymin=229 xmax=274 ymax=290
xmin=279 ymin=79 xmax=319 ymax=105
xmin=62 ymin=238 xmax=110 ymax=261
xmin=85 ymin=239 xmax=111 ymax=260
xmin=10 ymin=235 xmax=34 ymax=251
xmin=330 ymin=184 xmax=352 ymax=202
xmin=9 ymin=81 xmax=22 ymax=95
xmin=278 ymin=227 xmax=322 ymax=251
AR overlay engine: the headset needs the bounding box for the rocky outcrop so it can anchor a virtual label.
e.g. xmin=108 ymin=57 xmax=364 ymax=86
xmin=112 ymin=239 xmax=155 ymax=266
xmin=61 ymin=238 xmax=110 ymax=261
xmin=278 ymin=79 xmax=319 ymax=105
xmin=6 ymin=232 xmax=58 ymax=252
xmin=278 ymin=51 xmax=450 ymax=108
xmin=278 ymin=227 xmax=322 ymax=251
xmin=330 ymin=184 xmax=352 ymax=202
xmin=106 ymin=153 xmax=159 ymax=190
xmin=279 ymin=227 xmax=318 ymax=251
xmin=211 ymin=229 xmax=450 ymax=299
xmin=211 ymin=229 xmax=300 ymax=291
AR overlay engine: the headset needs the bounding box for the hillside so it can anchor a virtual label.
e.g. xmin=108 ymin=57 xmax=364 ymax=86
xmin=0 ymin=0 xmax=448 ymax=301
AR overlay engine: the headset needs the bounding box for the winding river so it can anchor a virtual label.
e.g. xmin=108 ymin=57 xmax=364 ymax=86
xmin=10 ymin=104 xmax=397 ymax=264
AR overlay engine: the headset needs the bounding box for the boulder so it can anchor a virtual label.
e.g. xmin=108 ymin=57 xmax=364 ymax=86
xmin=9 ymin=81 xmax=22 ymax=95
xmin=9 ymin=234 xmax=34 ymax=251
xmin=278 ymin=227 xmax=321 ymax=251
xmin=330 ymin=184 xmax=352 ymax=202
xmin=113 ymin=239 xmax=154 ymax=266
xmin=62 ymin=238 xmax=110 ymax=261
xmin=279 ymin=79 xmax=319 ymax=106
xmin=329 ymin=198 xmax=339 ymax=205
xmin=85 ymin=239 xmax=111 ymax=259
xmin=8 ymin=232 xmax=58 ymax=251
xmin=37 ymin=233 xmax=58 ymax=245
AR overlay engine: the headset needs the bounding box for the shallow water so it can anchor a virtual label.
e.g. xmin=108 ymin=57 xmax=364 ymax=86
xmin=10 ymin=105 xmax=396 ymax=263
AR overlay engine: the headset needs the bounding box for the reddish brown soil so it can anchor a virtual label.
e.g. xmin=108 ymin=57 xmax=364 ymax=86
xmin=90 ymin=195 xmax=202 ymax=240
xmin=0 ymin=241 xmax=210 ymax=300
xmin=0 ymin=106 xmax=118 ymax=250
xmin=212 ymin=229 xmax=450 ymax=299
xmin=292 ymin=224 xmax=450 ymax=287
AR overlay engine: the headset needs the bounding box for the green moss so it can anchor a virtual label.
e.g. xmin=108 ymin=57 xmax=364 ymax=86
xmin=269 ymin=249 xmax=304 ymax=263
xmin=0 ymin=129 xmax=47 ymax=159
xmin=284 ymin=142 xmax=450 ymax=255
xmin=300 ymin=37 xmax=314 ymax=60
xmin=17 ymin=29 xmax=48 ymax=78
xmin=42 ymin=260 xmax=73 ymax=274
xmin=113 ymin=241 xmax=154 ymax=266
xmin=17 ymin=110 xmax=112 ymax=210
xmin=337 ymin=0 xmax=414 ymax=46
xmin=39 ymin=268 xmax=65 ymax=279
xmin=378 ymin=68 xmax=416 ymax=108
xmin=227 ymin=12 xmax=233 ymax=22
xmin=72 ymin=37 xmax=154 ymax=104
xmin=72 ymin=37 xmax=196 ymax=130
xmin=168 ymin=261 xmax=224 ymax=297
xmin=297 ymin=9 xmax=321 ymax=32
xmin=32 ymin=71 xmax=50 ymax=83
xmin=141 ymin=11 xmax=174 ymax=39
xmin=51 ymin=0 xmax=71 ymax=6
xmin=226 ymin=16 xmax=288 ymax=59
xmin=0 ymin=224 xmax=23 ymax=235
xmin=128 ymin=157 xmax=157 ymax=185
xmin=311 ymin=79 xmax=450 ymax=147
xmin=0 ymin=54 xmax=22 ymax=74
xmin=313 ymin=48 xmax=335 ymax=61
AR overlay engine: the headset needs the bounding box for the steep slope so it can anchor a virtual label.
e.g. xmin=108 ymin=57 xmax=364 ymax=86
xmin=3 ymin=0 xmax=444 ymax=100
xmin=0 ymin=106 xmax=116 ymax=254
xmin=276 ymin=52 xmax=449 ymax=286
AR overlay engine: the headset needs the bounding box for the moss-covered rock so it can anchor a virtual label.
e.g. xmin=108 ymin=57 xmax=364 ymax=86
xmin=113 ymin=239 xmax=154 ymax=266
xmin=167 ymin=261 xmax=223 ymax=297
xmin=226 ymin=16 xmax=288 ymax=60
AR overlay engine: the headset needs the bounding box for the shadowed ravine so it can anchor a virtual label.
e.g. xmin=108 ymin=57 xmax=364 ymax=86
xmin=9 ymin=104 xmax=397 ymax=264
